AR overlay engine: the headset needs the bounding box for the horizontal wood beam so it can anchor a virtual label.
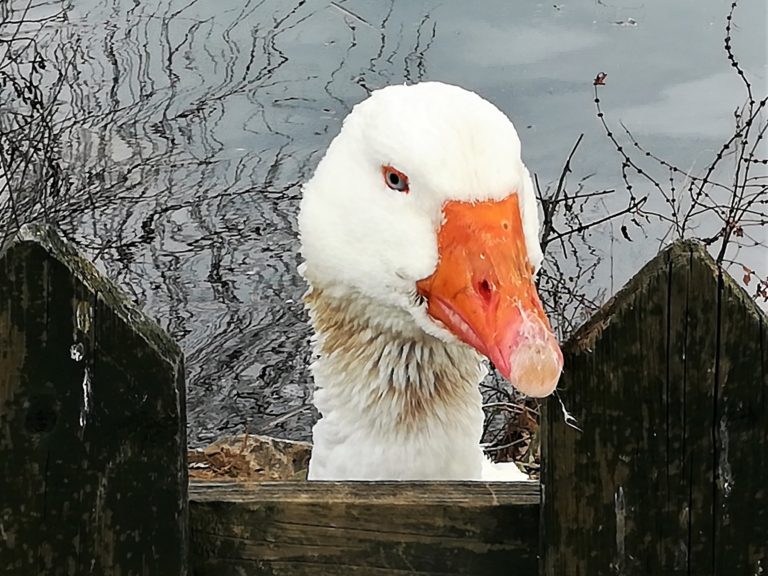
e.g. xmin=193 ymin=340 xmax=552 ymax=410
xmin=190 ymin=480 xmax=540 ymax=576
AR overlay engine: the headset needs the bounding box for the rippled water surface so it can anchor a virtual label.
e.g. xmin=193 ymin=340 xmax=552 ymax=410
xmin=3 ymin=0 xmax=766 ymax=445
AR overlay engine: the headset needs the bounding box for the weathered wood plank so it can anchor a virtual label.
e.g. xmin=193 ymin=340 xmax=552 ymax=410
xmin=0 ymin=224 xmax=188 ymax=575
xmin=714 ymin=253 xmax=768 ymax=571
xmin=541 ymin=239 xmax=768 ymax=574
xmin=190 ymin=481 xmax=539 ymax=575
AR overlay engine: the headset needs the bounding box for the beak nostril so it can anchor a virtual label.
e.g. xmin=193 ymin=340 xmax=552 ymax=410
xmin=477 ymin=279 xmax=494 ymax=303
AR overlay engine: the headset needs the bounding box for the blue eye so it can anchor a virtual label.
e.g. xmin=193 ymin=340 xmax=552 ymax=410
xmin=382 ymin=166 xmax=409 ymax=193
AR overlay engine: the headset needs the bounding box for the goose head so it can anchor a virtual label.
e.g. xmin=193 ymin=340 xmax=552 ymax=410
xmin=299 ymin=82 xmax=562 ymax=397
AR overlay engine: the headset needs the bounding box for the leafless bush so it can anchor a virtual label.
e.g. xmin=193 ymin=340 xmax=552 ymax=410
xmin=483 ymin=0 xmax=767 ymax=469
xmin=0 ymin=0 xmax=73 ymax=244
xmin=592 ymin=1 xmax=767 ymax=301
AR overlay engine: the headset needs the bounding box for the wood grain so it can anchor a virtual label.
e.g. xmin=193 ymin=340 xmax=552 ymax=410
xmin=0 ymin=224 xmax=188 ymax=576
xmin=541 ymin=239 xmax=768 ymax=575
xmin=190 ymin=481 xmax=539 ymax=575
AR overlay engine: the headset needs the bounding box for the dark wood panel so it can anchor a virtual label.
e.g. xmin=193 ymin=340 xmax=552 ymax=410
xmin=0 ymin=225 xmax=188 ymax=576
xmin=190 ymin=481 xmax=539 ymax=576
xmin=541 ymin=240 xmax=768 ymax=575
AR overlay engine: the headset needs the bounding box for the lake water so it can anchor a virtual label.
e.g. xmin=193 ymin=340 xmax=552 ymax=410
xmin=2 ymin=0 xmax=765 ymax=445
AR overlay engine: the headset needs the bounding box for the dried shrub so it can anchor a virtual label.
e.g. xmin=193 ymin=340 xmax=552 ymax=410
xmin=483 ymin=0 xmax=767 ymax=465
xmin=0 ymin=0 xmax=75 ymax=244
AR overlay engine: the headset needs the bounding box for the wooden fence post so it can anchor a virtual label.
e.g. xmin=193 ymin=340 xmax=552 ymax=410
xmin=0 ymin=224 xmax=188 ymax=575
xmin=541 ymin=240 xmax=767 ymax=574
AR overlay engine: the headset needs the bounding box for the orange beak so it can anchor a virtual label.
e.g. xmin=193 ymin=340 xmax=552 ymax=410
xmin=416 ymin=194 xmax=562 ymax=397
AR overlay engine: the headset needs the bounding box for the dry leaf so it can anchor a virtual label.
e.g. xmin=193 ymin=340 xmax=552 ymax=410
xmin=593 ymin=72 xmax=608 ymax=86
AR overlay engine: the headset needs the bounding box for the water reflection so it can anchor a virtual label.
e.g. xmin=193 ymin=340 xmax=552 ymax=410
xmin=1 ymin=0 xmax=765 ymax=446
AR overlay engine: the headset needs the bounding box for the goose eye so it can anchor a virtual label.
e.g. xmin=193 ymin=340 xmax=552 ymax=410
xmin=382 ymin=166 xmax=409 ymax=193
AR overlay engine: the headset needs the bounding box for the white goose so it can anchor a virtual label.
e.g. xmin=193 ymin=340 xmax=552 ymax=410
xmin=299 ymin=82 xmax=562 ymax=481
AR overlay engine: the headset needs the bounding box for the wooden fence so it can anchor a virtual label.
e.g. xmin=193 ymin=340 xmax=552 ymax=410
xmin=1 ymin=224 xmax=765 ymax=575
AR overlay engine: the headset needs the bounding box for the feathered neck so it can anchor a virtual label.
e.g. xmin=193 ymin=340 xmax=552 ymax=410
xmin=305 ymin=286 xmax=489 ymax=480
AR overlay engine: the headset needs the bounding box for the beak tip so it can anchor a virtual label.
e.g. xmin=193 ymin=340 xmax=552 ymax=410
xmin=505 ymin=339 xmax=563 ymax=398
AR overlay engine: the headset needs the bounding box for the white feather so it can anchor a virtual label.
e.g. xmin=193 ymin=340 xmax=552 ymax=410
xmin=299 ymin=82 xmax=542 ymax=481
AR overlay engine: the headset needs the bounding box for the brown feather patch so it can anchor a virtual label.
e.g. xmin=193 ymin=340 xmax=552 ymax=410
xmin=305 ymin=288 xmax=485 ymax=433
